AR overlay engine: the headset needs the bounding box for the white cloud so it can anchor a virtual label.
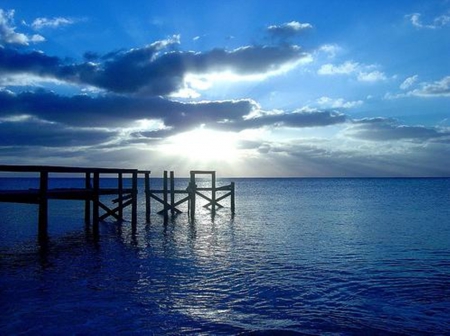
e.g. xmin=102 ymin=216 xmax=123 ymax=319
xmin=318 ymin=44 xmax=341 ymax=58
xmin=357 ymin=70 xmax=387 ymax=82
xmin=400 ymin=75 xmax=419 ymax=90
xmin=316 ymin=96 xmax=363 ymax=109
xmin=410 ymin=76 xmax=450 ymax=97
xmin=385 ymin=75 xmax=450 ymax=99
xmin=268 ymin=21 xmax=313 ymax=33
xmin=0 ymin=9 xmax=45 ymax=46
xmin=267 ymin=21 xmax=313 ymax=40
xmin=318 ymin=61 xmax=359 ymax=75
xmin=406 ymin=12 xmax=450 ymax=29
xmin=318 ymin=61 xmax=386 ymax=82
xmin=32 ymin=17 xmax=75 ymax=30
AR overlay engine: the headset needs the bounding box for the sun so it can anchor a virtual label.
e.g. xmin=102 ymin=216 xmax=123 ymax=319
xmin=163 ymin=127 xmax=239 ymax=163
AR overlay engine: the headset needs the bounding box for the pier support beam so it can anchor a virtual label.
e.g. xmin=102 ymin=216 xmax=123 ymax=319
xmin=145 ymin=172 xmax=150 ymax=222
xmin=170 ymin=171 xmax=175 ymax=216
xmin=131 ymin=171 xmax=138 ymax=231
xmin=84 ymin=172 xmax=91 ymax=224
xmin=38 ymin=171 xmax=48 ymax=242
xmin=163 ymin=171 xmax=169 ymax=220
xmin=118 ymin=173 xmax=123 ymax=220
xmin=93 ymin=172 xmax=100 ymax=237
xmin=231 ymin=182 xmax=235 ymax=214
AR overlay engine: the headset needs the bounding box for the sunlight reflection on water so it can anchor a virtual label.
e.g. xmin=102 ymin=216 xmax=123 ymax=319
xmin=1 ymin=178 xmax=450 ymax=334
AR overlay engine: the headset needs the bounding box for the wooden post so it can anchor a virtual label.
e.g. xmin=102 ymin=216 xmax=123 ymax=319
xmin=93 ymin=171 xmax=100 ymax=237
xmin=38 ymin=170 xmax=48 ymax=241
xmin=163 ymin=171 xmax=168 ymax=219
xmin=84 ymin=172 xmax=91 ymax=224
xmin=170 ymin=171 xmax=175 ymax=216
xmin=131 ymin=171 xmax=138 ymax=230
xmin=189 ymin=171 xmax=196 ymax=220
xmin=145 ymin=172 xmax=150 ymax=222
xmin=118 ymin=172 xmax=123 ymax=220
xmin=231 ymin=182 xmax=235 ymax=214
xmin=211 ymin=171 xmax=216 ymax=216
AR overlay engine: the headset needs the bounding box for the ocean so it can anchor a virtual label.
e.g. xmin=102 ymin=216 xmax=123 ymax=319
xmin=1 ymin=177 xmax=450 ymax=335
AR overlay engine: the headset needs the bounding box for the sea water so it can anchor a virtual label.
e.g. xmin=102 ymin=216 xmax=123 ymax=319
xmin=1 ymin=178 xmax=449 ymax=335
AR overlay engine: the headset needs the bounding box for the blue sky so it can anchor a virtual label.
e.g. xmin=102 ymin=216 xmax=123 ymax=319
xmin=0 ymin=0 xmax=449 ymax=176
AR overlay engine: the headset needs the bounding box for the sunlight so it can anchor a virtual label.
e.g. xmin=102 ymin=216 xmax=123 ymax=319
xmin=163 ymin=127 xmax=239 ymax=163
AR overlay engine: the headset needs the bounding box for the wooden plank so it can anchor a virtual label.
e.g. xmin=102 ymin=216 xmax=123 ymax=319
xmin=0 ymin=164 xmax=138 ymax=174
xmin=0 ymin=190 xmax=40 ymax=204
xmin=112 ymin=193 xmax=132 ymax=204
xmin=99 ymin=199 xmax=133 ymax=221
xmin=98 ymin=201 xmax=121 ymax=221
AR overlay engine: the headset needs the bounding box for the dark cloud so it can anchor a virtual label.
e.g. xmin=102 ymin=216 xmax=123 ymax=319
xmin=213 ymin=110 xmax=347 ymax=132
xmin=0 ymin=116 xmax=116 ymax=147
xmin=346 ymin=118 xmax=449 ymax=141
xmin=0 ymin=90 xmax=256 ymax=128
xmin=0 ymin=47 xmax=60 ymax=75
xmin=1 ymin=90 xmax=344 ymax=136
xmin=0 ymin=42 xmax=308 ymax=95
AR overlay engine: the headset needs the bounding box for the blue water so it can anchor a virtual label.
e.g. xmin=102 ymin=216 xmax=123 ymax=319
xmin=1 ymin=178 xmax=450 ymax=335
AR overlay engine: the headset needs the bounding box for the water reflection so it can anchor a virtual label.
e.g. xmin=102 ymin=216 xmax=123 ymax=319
xmin=2 ymin=178 xmax=450 ymax=334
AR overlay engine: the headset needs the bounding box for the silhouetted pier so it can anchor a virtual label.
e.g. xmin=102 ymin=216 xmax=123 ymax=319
xmin=0 ymin=165 xmax=235 ymax=242
xmin=0 ymin=165 xmax=143 ymax=241
xmin=148 ymin=170 xmax=235 ymax=221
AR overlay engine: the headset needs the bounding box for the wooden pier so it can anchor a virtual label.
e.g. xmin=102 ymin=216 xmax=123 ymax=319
xmin=0 ymin=165 xmax=235 ymax=242
xmin=146 ymin=170 xmax=235 ymax=221
xmin=0 ymin=165 xmax=146 ymax=241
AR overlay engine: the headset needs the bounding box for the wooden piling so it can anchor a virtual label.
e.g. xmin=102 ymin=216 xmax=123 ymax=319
xmin=163 ymin=171 xmax=168 ymax=219
xmin=118 ymin=173 xmax=123 ymax=220
xmin=84 ymin=172 xmax=91 ymax=224
xmin=211 ymin=171 xmax=216 ymax=216
xmin=231 ymin=182 xmax=235 ymax=214
xmin=38 ymin=171 xmax=48 ymax=241
xmin=131 ymin=171 xmax=138 ymax=230
xmin=145 ymin=172 xmax=150 ymax=222
xmin=170 ymin=171 xmax=175 ymax=216
xmin=92 ymin=171 xmax=100 ymax=237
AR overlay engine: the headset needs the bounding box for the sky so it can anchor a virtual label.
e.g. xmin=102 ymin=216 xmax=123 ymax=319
xmin=0 ymin=0 xmax=449 ymax=177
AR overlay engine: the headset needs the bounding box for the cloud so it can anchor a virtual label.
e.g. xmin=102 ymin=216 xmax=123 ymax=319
xmin=0 ymin=115 xmax=117 ymax=147
xmin=317 ymin=61 xmax=359 ymax=75
xmin=345 ymin=117 xmax=450 ymax=141
xmin=0 ymin=9 xmax=45 ymax=46
xmin=409 ymin=76 xmax=450 ymax=97
xmin=31 ymin=17 xmax=75 ymax=30
xmin=317 ymin=44 xmax=341 ymax=58
xmin=406 ymin=12 xmax=450 ymax=29
xmin=318 ymin=61 xmax=386 ymax=82
xmin=267 ymin=21 xmax=313 ymax=40
xmin=316 ymin=96 xmax=363 ymax=109
xmin=386 ymin=75 xmax=450 ymax=99
xmin=0 ymin=89 xmax=257 ymax=129
xmin=400 ymin=75 xmax=418 ymax=90
xmin=357 ymin=70 xmax=386 ymax=82
xmin=213 ymin=109 xmax=347 ymax=132
xmin=0 ymin=39 xmax=309 ymax=95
